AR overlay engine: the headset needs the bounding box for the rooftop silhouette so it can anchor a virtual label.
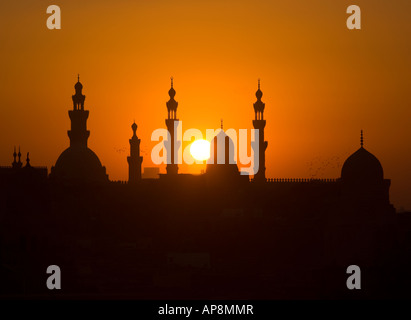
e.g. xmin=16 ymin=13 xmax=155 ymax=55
xmin=0 ymin=76 xmax=409 ymax=300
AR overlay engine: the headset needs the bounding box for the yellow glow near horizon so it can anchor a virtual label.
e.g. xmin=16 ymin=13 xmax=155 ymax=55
xmin=190 ymin=140 xmax=211 ymax=161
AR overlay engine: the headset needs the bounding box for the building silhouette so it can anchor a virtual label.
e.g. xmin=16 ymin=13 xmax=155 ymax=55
xmin=205 ymin=120 xmax=246 ymax=187
xmin=253 ymin=79 xmax=267 ymax=183
xmin=127 ymin=122 xmax=143 ymax=183
xmin=165 ymin=77 xmax=179 ymax=175
xmin=50 ymin=76 xmax=108 ymax=183
xmin=0 ymin=147 xmax=48 ymax=183
xmin=1 ymin=76 xmax=410 ymax=299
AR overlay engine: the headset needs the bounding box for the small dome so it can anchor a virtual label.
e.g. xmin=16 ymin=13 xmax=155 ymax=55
xmin=131 ymin=122 xmax=137 ymax=133
xmin=75 ymin=74 xmax=83 ymax=91
xmin=75 ymin=80 xmax=83 ymax=91
xmin=168 ymin=87 xmax=176 ymax=99
xmin=256 ymin=88 xmax=263 ymax=100
xmin=341 ymin=147 xmax=383 ymax=182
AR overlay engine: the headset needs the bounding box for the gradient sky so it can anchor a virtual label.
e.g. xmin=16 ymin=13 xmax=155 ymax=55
xmin=1 ymin=0 xmax=411 ymax=209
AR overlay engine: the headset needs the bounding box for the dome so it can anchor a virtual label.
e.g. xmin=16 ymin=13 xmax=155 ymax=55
xmin=52 ymin=146 xmax=108 ymax=183
xmin=341 ymin=147 xmax=383 ymax=182
xmin=75 ymin=81 xmax=83 ymax=91
xmin=131 ymin=122 xmax=137 ymax=133
xmin=256 ymin=88 xmax=263 ymax=100
xmin=168 ymin=87 xmax=176 ymax=99
xmin=206 ymin=129 xmax=237 ymax=167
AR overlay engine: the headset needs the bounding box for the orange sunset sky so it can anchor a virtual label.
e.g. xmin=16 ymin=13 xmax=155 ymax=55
xmin=1 ymin=0 xmax=411 ymax=209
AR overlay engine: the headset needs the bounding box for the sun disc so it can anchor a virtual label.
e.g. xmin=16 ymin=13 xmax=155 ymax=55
xmin=190 ymin=139 xmax=211 ymax=161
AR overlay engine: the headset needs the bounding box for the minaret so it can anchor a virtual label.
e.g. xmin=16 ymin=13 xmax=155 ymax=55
xmin=50 ymin=75 xmax=108 ymax=183
xmin=165 ymin=77 xmax=179 ymax=175
xmin=360 ymin=129 xmax=364 ymax=148
xmin=25 ymin=152 xmax=31 ymax=168
xmin=12 ymin=146 xmax=18 ymax=168
xmin=17 ymin=146 xmax=22 ymax=168
xmin=68 ymin=75 xmax=90 ymax=148
xmin=127 ymin=122 xmax=143 ymax=183
xmin=252 ymin=79 xmax=268 ymax=182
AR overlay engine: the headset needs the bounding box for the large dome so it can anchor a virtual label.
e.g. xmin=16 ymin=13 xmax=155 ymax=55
xmin=206 ymin=129 xmax=236 ymax=166
xmin=341 ymin=147 xmax=383 ymax=182
xmin=52 ymin=146 xmax=108 ymax=183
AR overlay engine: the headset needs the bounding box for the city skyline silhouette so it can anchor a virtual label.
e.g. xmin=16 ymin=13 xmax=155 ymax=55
xmin=1 ymin=0 xmax=411 ymax=301
xmin=1 ymin=1 xmax=411 ymax=210
xmin=1 ymin=75 xmax=410 ymax=299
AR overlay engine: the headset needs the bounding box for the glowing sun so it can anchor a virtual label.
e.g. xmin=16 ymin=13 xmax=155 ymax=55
xmin=190 ymin=139 xmax=211 ymax=161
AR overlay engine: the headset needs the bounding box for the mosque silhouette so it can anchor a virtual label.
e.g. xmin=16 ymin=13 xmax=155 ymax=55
xmin=0 ymin=77 xmax=410 ymax=299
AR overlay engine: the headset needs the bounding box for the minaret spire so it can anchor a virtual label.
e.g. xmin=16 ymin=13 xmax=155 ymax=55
xmin=165 ymin=77 xmax=179 ymax=175
xmin=221 ymin=119 xmax=223 ymax=130
xmin=361 ymin=130 xmax=364 ymax=148
xmin=18 ymin=146 xmax=21 ymax=165
xmin=13 ymin=146 xmax=17 ymax=163
xmin=12 ymin=146 xmax=22 ymax=169
xmin=128 ymin=121 xmax=143 ymax=183
xmin=25 ymin=152 xmax=31 ymax=167
xmin=254 ymin=79 xmax=264 ymax=120
xmin=252 ymin=79 xmax=267 ymax=182
xmin=69 ymin=77 xmax=90 ymax=147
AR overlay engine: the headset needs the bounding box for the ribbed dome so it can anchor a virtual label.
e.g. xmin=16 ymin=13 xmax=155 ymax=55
xmin=341 ymin=147 xmax=383 ymax=182
xmin=53 ymin=146 xmax=107 ymax=183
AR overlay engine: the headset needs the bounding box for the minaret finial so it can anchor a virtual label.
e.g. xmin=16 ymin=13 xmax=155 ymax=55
xmin=360 ymin=130 xmax=364 ymax=148
xmin=171 ymin=76 xmax=173 ymax=88
xmin=18 ymin=146 xmax=21 ymax=164
xmin=258 ymin=78 xmax=260 ymax=90
xmin=131 ymin=121 xmax=137 ymax=136
xmin=13 ymin=146 xmax=17 ymax=164
xmin=221 ymin=119 xmax=223 ymax=130
xmin=78 ymin=74 xmax=80 ymax=82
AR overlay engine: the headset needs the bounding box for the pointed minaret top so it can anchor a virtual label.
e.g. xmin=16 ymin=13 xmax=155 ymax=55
xmin=168 ymin=77 xmax=176 ymax=99
xmin=131 ymin=121 xmax=137 ymax=136
xmin=26 ymin=152 xmax=31 ymax=167
xmin=360 ymin=130 xmax=364 ymax=148
xmin=12 ymin=146 xmax=17 ymax=165
xmin=256 ymin=79 xmax=263 ymax=100
xmin=18 ymin=146 xmax=22 ymax=164
xmin=221 ymin=119 xmax=223 ymax=130
xmin=74 ymin=74 xmax=83 ymax=92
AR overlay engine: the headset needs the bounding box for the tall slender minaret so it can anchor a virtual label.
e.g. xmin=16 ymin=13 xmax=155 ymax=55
xmin=165 ymin=77 xmax=179 ymax=175
xmin=127 ymin=122 xmax=143 ymax=183
xmin=68 ymin=75 xmax=90 ymax=148
xmin=252 ymin=79 xmax=268 ymax=182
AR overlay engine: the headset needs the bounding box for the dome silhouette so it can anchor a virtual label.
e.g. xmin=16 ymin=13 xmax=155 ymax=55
xmin=53 ymin=146 xmax=107 ymax=183
xmin=75 ymin=81 xmax=83 ymax=91
xmin=341 ymin=146 xmax=383 ymax=183
xmin=206 ymin=129 xmax=236 ymax=167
